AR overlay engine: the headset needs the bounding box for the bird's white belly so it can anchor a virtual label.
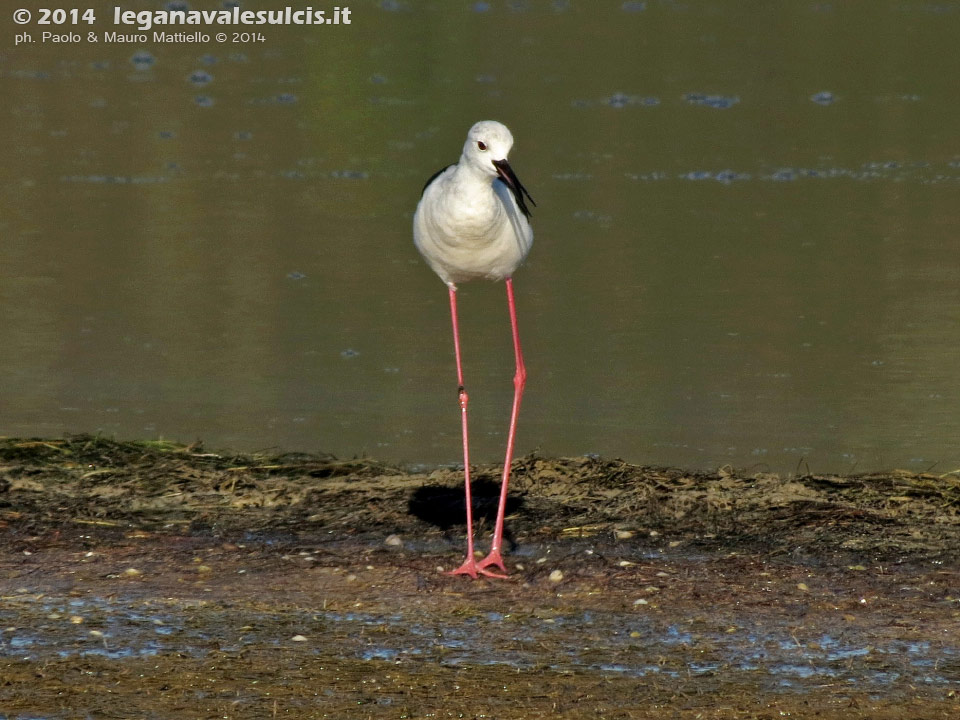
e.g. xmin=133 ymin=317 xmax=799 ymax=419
xmin=414 ymin=181 xmax=533 ymax=284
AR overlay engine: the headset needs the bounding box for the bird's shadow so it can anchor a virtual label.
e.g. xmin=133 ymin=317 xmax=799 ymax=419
xmin=408 ymin=478 xmax=524 ymax=549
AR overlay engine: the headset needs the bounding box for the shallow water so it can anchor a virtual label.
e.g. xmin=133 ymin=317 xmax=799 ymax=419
xmin=3 ymin=1 xmax=960 ymax=472
xmin=2 ymin=587 xmax=955 ymax=693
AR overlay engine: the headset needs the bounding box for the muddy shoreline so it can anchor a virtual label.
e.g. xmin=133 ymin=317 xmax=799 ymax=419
xmin=1 ymin=435 xmax=958 ymax=718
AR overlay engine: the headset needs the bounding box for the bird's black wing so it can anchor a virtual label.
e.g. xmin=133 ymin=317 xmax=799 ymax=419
xmin=421 ymin=164 xmax=454 ymax=197
xmin=495 ymin=175 xmax=536 ymax=219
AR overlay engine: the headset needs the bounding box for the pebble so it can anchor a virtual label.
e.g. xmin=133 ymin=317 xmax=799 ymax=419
xmin=614 ymin=529 xmax=634 ymax=540
xmin=384 ymin=534 xmax=402 ymax=547
xmin=548 ymin=570 xmax=563 ymax=583
xmin=291 ymin=634 xmax=307 ymax=642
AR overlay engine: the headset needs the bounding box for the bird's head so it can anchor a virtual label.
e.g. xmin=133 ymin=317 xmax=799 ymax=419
xmin=462 ymin=120 xmax=515 ymax=176
xmin=461 ymin=120 xmax=535 ymax=218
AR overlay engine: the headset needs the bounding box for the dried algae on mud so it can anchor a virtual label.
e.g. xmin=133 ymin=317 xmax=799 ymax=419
xmin=2 ymin=434 xmax=958 ymax=558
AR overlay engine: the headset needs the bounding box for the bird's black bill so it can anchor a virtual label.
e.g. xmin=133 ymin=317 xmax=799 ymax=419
xmin=492 ymin=159 xmax=536 ymax=219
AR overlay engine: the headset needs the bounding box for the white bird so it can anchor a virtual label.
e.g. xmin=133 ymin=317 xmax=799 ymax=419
xmin=414 ymin=120 xmax=535 ymax=579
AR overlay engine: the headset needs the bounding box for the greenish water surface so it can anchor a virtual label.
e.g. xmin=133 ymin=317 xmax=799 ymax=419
xmin=2 ymin=1 xmax=959 ymax=473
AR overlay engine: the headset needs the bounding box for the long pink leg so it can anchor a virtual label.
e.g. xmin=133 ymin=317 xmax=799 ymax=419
xmin=446 ymin=283 xmax=482 ymax=578
xmin=478 ymin=277 xmax=526 ymax=574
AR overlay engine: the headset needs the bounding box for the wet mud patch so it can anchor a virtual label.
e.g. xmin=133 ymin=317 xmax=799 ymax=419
xmin=1 ymin=435 xmax=958 ymax=718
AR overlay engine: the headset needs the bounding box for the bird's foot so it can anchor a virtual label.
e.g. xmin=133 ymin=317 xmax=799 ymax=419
xmin=447 ymin=556 xmax=480 ymax=579
xmin=477 ymin=549 xmax=507 ymax=576
xmin=448 ymin=553 xmax=508 ymax=580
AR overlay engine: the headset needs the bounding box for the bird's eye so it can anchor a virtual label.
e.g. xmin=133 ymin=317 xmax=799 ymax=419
xmin=477 ymin=141 xmax=487 ymax=151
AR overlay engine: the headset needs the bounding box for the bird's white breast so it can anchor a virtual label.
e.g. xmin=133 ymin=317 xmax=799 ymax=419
xmin=414 ymin=169 xmax=533 ymax=285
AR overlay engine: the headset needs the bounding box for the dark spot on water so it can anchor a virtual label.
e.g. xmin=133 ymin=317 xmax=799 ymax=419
xmin=248 ymin=94 xmax=297 ymax=106
xmin=199 ymin=54 xmax=218 ymax=66
xmin=223 ymin=0 xmax=240 ymax=8
xmin=685 ymin=170 xmax=712 ymax=181
xmin=472 ymin=2 xmax=491 ymax=11
xmin=369 ymin=73 xmax=387 ymax=84
xmin=475 ymin=74 xmax=496 ymax=83
xmin=165 ymin=1 xmax=190 ymax=10
xmin=606 ymin=92 xmax=631 ymax=108
xmin=770 ymin=168 xmax=796 ymax=182
xmin=287 ymin=271 xmax=306 ymax=281
xmin=234 ymin=130 xmax=252 ymax=141
xmin=11 ymin=69 xmax=50 ymax=79
xmin=330 ymin=170 xmax=368 ymax=180
xmin=130 ymin=51 xmax=155 ymax=70
xmin=90 ymin=60 xmax=110 ymax=70
xmin=379 ymin=0 xmax=408 ymax=11
xmin=158 ymin=130 xmax=176 ymax=139
xmin=810 ymin=90 xmax=835 ymax=105
xmin=603 ymin=93 xmax=660 ymax=108
xmin=507 ymin=0 xmax=531 ymax=11
xmin=552 ymin=0 xmax=572 ymax=10
xmin=368 ymin=96 xmax=417 ymax=107
xmin=228 ymin=53 xmax=248 ymax=62
xmin=61 ymin=175 xmax=168 ymax=184
xmin=624 ymin=170 xmax=669 ymax=181
xmin=684 ymin=93 xmax=740 ymax=109
xmin=714 ymin=169 xmax=743 ymax=184
xmin=572 ymin=209 xmax=613 ymax=226
xmin=340 ymin=348 xmax=360 ymax=359
xmin=188 ymin=70 xmax=213 ymax=86
xmin=194 ymin=95 xmax=214 ymax=108
xmin=622 ymin=1 xmax=647 ymax=11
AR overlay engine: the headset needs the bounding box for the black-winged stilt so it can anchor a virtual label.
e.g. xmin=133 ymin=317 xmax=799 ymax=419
xmin=413 ymin=120 xmax=535 ymax=579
